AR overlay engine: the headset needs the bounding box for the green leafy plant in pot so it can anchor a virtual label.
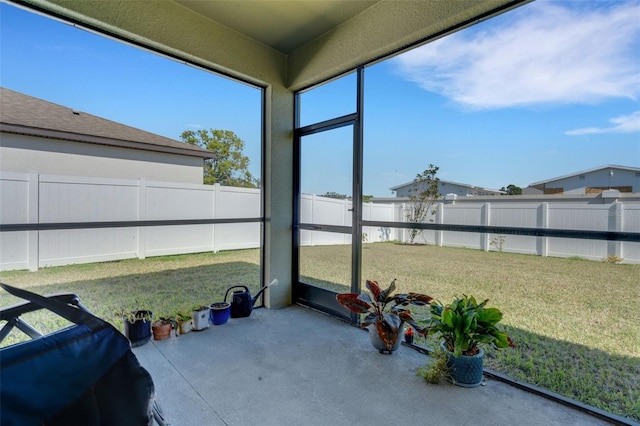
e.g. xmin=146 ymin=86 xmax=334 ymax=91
xmin=175 ymin=310 xmax=193 ymax=335
xmin=119 ymin=309 xmax=152 ymax=347
xmin=336 ymin=279 xmax=432 ymax=353
xmin=424 ymin=295 xmax=514 ymax=387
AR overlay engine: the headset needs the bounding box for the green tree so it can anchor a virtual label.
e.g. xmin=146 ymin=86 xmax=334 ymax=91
xmin=180 ymin=129 xmax=257 ymax=187
xmin=500 ymin=184 xmax=522 ymax=195
xmin=405 ymin=164 xmax=440 ymax=244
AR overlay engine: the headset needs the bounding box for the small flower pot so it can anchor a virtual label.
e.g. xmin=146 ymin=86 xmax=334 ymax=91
xmin=404 ymin=328 xmax=414 ymax=344
xmin=177 ymin=319 xmax=192 ymax=335
xmin=152 ymin=320 xmax=172 ymax=341
xmin=367 ymin=324 xmax=401 ymax=354
xmin=209 ymin=302 xmax=231 ymax=325
xmin=192 ymin=307 xmax=210 ymax=331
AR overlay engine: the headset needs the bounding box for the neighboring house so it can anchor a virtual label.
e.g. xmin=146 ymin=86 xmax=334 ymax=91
xmin=0 ymin=87 xmax=214 ymax=184
xmin=524 ymin=165 xmax=640 ymax=195
xmin=390 ymin=179 xmax=504 ymax=197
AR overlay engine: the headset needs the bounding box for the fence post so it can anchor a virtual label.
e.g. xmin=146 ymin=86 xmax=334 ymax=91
xmin=137 ymin=178 xmax=147 ymax=260
xmin=212 ymin=183 xmax=219 ymax=253
xmin=537 ymin=203 xmax=548 ymax=257
xmin=608 ymin=202 xmax=623 ymax=260
xmin=390 ymin=203 xmax=397 ymax=242
xmin=435 ymin=203 xmax=444 ymax=247
xmin=481 ymin=203 xmax=490 ymax=252
xmin=312 ymin=195 xmax=318 ymax=246
xmin=400 ymin=202 xmax=406 ymax=244
xmin=344 ymin=198 xmax=349 ymax=245
xmin=27 ymin=172 xmax=39 ymax=271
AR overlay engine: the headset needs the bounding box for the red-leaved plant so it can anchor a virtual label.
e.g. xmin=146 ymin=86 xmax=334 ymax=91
xmin=336 ymin=279 xmax=433 ymax=351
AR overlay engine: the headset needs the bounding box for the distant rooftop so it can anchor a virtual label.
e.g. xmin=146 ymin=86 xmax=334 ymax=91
xmin=529 ymin=164 xmax=640 ymax=186
xmin=0 ymin=87 xmax=214 ymax=159
xmin=390 ymin=178 xmax=504 ymax=194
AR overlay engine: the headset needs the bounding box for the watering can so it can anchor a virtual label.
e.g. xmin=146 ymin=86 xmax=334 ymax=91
xmin=224 ymin=279 xmax=278 ymax=318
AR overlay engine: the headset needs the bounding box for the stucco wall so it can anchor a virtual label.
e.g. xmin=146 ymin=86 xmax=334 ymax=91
xmin=287 ymin=0 xmax=519 ymax=90
xmin=0 ymin=133 xmax=205 ymax=184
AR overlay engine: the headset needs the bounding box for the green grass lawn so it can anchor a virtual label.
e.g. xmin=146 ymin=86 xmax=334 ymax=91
xmin=1 ymin=244 xmax=638 ymax=421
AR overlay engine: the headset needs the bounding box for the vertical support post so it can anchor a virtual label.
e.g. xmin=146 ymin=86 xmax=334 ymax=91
xmin=27 ymin=172 xmax=39 ymax=272
xmin=137 ymin=178 xmax=147 ymax=260
xmin=481 ymin=202 xmax=490 ymax=252
xmin=351 ymin=66 xmax=364 ymax=298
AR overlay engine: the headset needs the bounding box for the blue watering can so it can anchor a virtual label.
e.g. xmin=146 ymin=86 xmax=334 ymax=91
xmin=225 ymin=279 xmax=278 ymax=318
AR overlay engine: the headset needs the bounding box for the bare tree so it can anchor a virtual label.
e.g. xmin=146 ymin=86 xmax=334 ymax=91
xmin=405 ymin=164 xmax=440 ymax=244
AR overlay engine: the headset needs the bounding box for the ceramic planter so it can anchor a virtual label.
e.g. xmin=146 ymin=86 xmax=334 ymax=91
xmin=441 ymin=342 xmax=485 ymax=387
xmin=367 ymin=324 xmax=401 ymax=354
xmin=209 ymin=302 xmax=231 ymax=325
xmin=122 ymin=310 xmax=152 ymax=347
xmin=192 ymin=307 xmax=210 ymax=331
xmin=177 ymin=319 xmax=192 ymax=335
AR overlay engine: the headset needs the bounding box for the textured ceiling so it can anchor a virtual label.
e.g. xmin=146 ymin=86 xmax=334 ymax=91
xmin=174 ymin=0 xmax=381 ymax=53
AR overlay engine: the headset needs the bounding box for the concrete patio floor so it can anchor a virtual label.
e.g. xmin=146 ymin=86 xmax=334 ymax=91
xmin=133 ymin=305 xmax=613 ymax=426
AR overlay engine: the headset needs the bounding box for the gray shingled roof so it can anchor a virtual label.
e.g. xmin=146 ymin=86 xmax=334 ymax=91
xmin=0 ymin=87 xmax=215 ymax=159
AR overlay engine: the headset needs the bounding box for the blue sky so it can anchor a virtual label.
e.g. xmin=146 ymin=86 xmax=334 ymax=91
xmin=1 ymin=0 xmax=639 ymax=197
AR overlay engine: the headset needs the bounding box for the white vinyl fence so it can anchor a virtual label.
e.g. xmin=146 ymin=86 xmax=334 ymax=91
xmin=0 ymin=172 xmax=260 ymax=271
xmin=299 ymin=194 xmax=640 ymax=264
xmin=1 ymin=172 xmax=639 ymax=271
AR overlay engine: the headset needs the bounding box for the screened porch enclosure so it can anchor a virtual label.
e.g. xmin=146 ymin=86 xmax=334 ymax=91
xmin=2 ymin=1 xmax=639 ymax=424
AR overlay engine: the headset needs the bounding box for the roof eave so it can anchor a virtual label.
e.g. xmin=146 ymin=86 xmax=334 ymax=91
xmin=529 ymin=164 xmax=640 ymax=186
xmin=0 ymin=123 xmax=216 ymax=159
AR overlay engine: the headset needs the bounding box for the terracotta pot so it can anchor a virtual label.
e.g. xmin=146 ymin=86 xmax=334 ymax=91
xmin=152 ymin=321 xmax=172 ymax=340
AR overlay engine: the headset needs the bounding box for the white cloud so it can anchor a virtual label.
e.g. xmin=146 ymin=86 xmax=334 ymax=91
xmin=393 ymin=0 xmax=640 ymax=109
xmin=566 ymin=111 xmax=640 ymax=135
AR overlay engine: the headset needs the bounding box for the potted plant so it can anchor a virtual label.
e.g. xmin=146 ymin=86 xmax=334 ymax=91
xmin=192 ymin=305 xmax=210 ymax=331
xmin=209 ymin=301 xmax=231 ymax=325
xmin=336 ymin=279 xmax=432 ymax=353
xmin=424 ymin=295 xmax=514 ymax=387
xmin=175 ymin=310 xmax=192 ymax=335
xmin=151 ymin=315 xmax=176 ymax=341
xmin=120 ymin=310 xmax=152 ymax=347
